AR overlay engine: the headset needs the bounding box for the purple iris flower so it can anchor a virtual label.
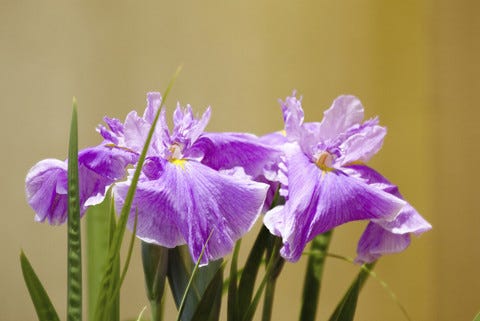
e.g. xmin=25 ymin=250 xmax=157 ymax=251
xmin=99 ymin=92 xmax=277 ymax=264
xmin=263 ymin=92 xmax=430 ymax=262
xmin=25 ymin=145 xmax=137 ymax=224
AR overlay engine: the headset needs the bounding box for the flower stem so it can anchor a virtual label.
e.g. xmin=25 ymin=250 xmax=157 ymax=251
xmin=299 ymin=230 xmax=333 ymax=321
xmin=261 ymin=237 xmax=284 ymax=321
xmin=261 ymin=276 xmax=277 ymax=321
xmin=150 ymin=298 xmax=164 ymax=321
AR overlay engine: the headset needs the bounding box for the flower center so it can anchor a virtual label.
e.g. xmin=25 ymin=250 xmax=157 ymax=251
xmin=168 ymin=144 xmax=186 ymax=168
xmin=169 ymin=144 xmax=183 ymax=160
xmin=315 ymin=151 xmax=334 ymax=171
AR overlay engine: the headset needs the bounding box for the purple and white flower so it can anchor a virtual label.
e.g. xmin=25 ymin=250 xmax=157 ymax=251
xmin=263 ymin=92 xmax=431 ymax=262
xmin=26 ymin=92 xmax=278 ymax=265
xmin=100 ymin=92 xmax=278 ymax=264
xmin=25 ymin=145 xmax=137 ymax=224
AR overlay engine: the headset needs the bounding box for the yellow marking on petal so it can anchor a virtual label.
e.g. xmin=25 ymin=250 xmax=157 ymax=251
xmin=315 ymin=152 xmax=333 ymax=169
xmin=315 ymin=151 xmax=334 ymax=178
xmin=171 ymin=158 xmax=187 ymax=169
xmin=280 ymin=129 xmax=287 ymax=136
xmin=320 ymin=167 xmax=333 ymax=179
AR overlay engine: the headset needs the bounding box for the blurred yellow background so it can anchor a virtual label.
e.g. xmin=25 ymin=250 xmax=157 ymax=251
xmin=1 ymin=1 xmax=478 ymax=320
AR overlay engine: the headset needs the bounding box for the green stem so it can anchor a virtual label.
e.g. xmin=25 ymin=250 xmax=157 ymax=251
xmin=261 ymin=277 xmax=277 ymax=321
xmin=299 ymin=230 xmax=333 ymax=321
xmin=261 ymin=237 xmax=284 ymax=321
xmin=150 ymin=298 xmax=164 ymax=321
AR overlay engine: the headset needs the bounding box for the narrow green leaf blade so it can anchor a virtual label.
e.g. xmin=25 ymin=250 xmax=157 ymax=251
xmin=328 ymin=262 xmax=376 ymax=321
xmin=168 ymin=246 xmax=222 ymax=321
xmin=238 ymin=226 xmax=269 ymax=313
xmin=20 ymin=251 xmax=61 ymax=321
xmin=473 ymin=311 xmax=480 ymax=321
xmin=228 ymin=241 xmax=241 ymax=321
xmin=191 ymin=264 xmax=224 ymax=321
xmin=242 ymin=238 xmax=282 ymax=321
xmin=93 ymin=67 xmax=181 ymax=321
xmin=108 ymin=199 xmax=120 ymax=321
xmin=299 ymin=230 xmax=333 ymax=321
xmin=67 ymin=98 xmax=82 ymax=321
xmin=107 ymin=209 xmax=138 ymax=311
xmin=142 ymin=241 xmax=169 ymax=321
xmin=176 ymin=231 xmax=215 ymax=321
xmin=167 ymin=246 xmax=197 ymax=310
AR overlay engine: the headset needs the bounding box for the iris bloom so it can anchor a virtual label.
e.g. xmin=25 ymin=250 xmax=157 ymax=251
xmin=25 ymin=146 xmax=136 ymax=224
xmin=99 ymin=92 xmax=278 ymax=264
xmin=26 ymin=92 xmax=278 ymax=265
xmin=263 ymin=92 xmax=431 ymax=262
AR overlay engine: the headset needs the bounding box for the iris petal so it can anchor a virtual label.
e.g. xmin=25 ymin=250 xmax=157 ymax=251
xmin=25 ymin=145 xmax=136 ymax=225
xmin=355 ymin=222 xmax=411 ymax=264
xmin=264 ymin=143 xmax=405 ymax=262
xmin=26 ymin=159 xmax=68 ymax=224
xmin=193 ymin=132 xmax=281 ymax=178
xmin=114 ymin=160 xmax=268 ymax=265
xmin=338 ymin=118 xmax=387 ymax=165
xmin=318 ymin=95 xmax=364 ymax=140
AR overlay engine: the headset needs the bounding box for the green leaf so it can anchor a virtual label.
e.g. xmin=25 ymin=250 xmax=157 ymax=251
xmin=20 ymin=251 xmax=61 ymax=321
xmin=168 ymin=246 xmax=222 ymax=321
xmin=326 ymin=253 xmax=412 ymax=321
xmin=167 ymin=246 xmax=196 ymax=309
xmin=67 ymin=98 xmax=82 ymax=321
xmin=328 ymin=262 xmax=376 ymax=321
xmin=106 ymin=208 xmax=138 ymax=318
xmin=191 ymin=264 xmax=224 ymax=321
xmin=242 ymin=238 xmax=282 ymax=321
xmin=227 ymin=241 xmax=241 ymax=321
xmin=93 ymin=66 xmax=181 ymax=321
xmin=86 ymin=193 xmax=114 ymax=321
xmin=299 ymin=230 xmax=333 ymax=321
xmin=141 ymin=241 xmax=169 ymax=321
xmin=473 ymin=311 xmax=480 ymax=321
xmin=237 ymin=226 xmax=269 ymax=314
xmin=136 ymin=306 xmax=148 ymax=321
xmin=261 ymin=236 xmax=284 ymax=321
xmin=176 ymin=231 xmax=215 ymax=321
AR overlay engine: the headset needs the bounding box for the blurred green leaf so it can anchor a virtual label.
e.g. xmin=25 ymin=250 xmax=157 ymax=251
xmin=191 ymin=264 xmax=224 ymax=321
xmin=228 ymin=241 xmax=241 ymax=321
xmin=86 ymin=194 xmax=114 ymax=321
xmin=299 ymin=230 xmax=333 ymax=321
xmin=67 ymin=98 xmax=82 ymax=321
xmin=136 ymin=306 xmax=148 ymax=321
xmin=93 ymin=67 xmax=181 ymax=321
xmin=168 ymin=246 xmax=222 ymax=321
xmin=20 ymin=251 xmax=60 ymax=321
xmin=237 ymin=226 xmax=269 ymax=315
xmin=262 ymin=235 xmax=285 ymax=321
xmin=473 ymin=311 xmax=480 ymax=321
xmin=107 ymin=208 xmax=138 ymax=319
xmin=142 ymin=242 xmax=169 ymax=321
xmin=176 ymin=231 xmax=215 ymax=321
xmin=168 ymin=246 xmax=196 ymax=309
xmin=328 ymin=262 xmax=376 ymax=321
xmin=327 ymin=253 xmax=412 ymax=321
xmin=242 ymin=238 xmax=282 ymax=321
